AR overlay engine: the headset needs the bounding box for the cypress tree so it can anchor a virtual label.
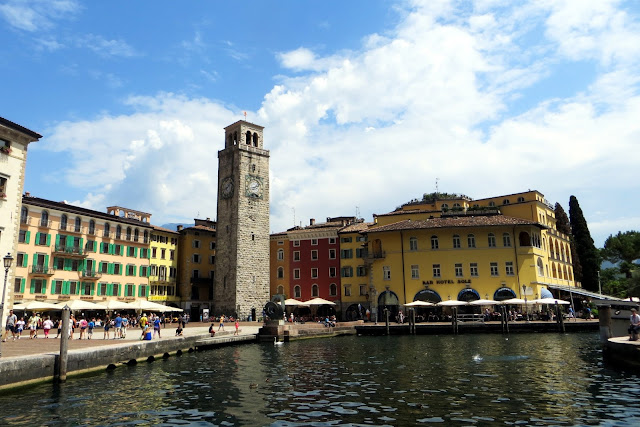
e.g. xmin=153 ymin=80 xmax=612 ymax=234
xmin=555 ymin=202 xmax=582 ymax=282
xmin=569 ymin=196 xmax=601 ymax=291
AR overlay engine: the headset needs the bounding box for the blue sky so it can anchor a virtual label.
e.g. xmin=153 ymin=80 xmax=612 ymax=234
xmin=1 ymin=0 xmax=639 ymax=247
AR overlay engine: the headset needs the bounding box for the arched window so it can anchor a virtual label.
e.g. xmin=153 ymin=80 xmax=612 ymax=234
xmin=563 ymin=266 xmax=568 ymax=280
xmin=452 ymin=203 xmax=461 ymax=208
xmin=489 ymin=201 xmax=496 ymax=207
xmin=488 ymin=233 xmax=496 ymax=247
xmin=246 ymin=130 xmax=252 ymax=144
xmin=552 ymin=263 xmax=557 ymax=278
xmin=21 ymin=206 xmax=28 ymax=223
xmin=452 ymin=234 xmax=461 ymax=249
xmin=568 ymin=267 xmax=573 ymax=281
xmin=441 ymin=203 xmax=449 ymax=211
xmin=294 ymin=285 xmax=301 ymax=298
xmin=555 ymin=241 xmax=560 ymax=259
xmin=431 ymin=235 xmax=439 ymax=250
xmin=233 ymin=131 xmax=237 ymax=144
xmin=116 ymin=225 xmax=122 ymax=239
xmin=409 ymin=237 xmax=418 ymax=251
xmin=312 ymin=284 xmax=319 ymax=297
xmin=503 ymin=233 xmax=511 ymax=247
xmin=467 ymin=234 xmax=476 ymax=248
xmin=228 ymin=134 xmax=233 ymax=146
xmin=277 ymin=249 xmax=284 ymax=261
xmin=89 ymin=220 xmax=95 ymax=235
xmin=144 ymin=230 xmax=149 ymax=243
xmin=537 ymin=258 xmax=544 ymax=276
xmin=126 ymin=227 xmax=132 ymax=240
xmin=517 ymin=196 xmax=525 ymax=202
xmin=518 ymin=231 xmax=531 ymax=247
xmin=134 ymin=228 xmax=139 ymax=242
xmin=277 ymin=285 xmax=284 ymax=295
xmin=545 ymin=264 xmax=549 ymax=277
xmin=60 ymin=214 xmax=68 ymax=230
xmin=330 ymin=283 xmax=337 ymax=296
xmin=253 ymin=133 xmax=258 ymax=147
xmin=503 ymin=199 xmax=510 ymax=205
xmin=277 ymin=267 xmax=284 ymax=279
xmin=104 ymin=222 xmax=110 ymax=237
xmin=74 ymin=216 xmax=81 ymax=232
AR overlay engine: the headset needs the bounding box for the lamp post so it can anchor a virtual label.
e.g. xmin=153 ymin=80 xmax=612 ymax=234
xmin=1 ymin=252 xmax=14 ymax=357
xmin=522 ymin=284 xmax=529 ymax=323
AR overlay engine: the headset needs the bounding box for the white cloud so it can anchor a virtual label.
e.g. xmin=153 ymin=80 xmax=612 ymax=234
xmin=0 ymin=0 xmax=80 ymax=32
xmin=38 ymin=0 xmax=640 ymax=245
xmin=76 ymin=34 xmax=138 ymax=57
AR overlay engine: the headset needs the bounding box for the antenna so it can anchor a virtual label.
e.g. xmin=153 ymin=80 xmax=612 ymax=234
xmin=356 ymin=206 xmax=360 ymax=219
xmin=243 ymin=111 xmax=247 ymax=121
xmin=435 ymin=177 xmax=439 ymax=193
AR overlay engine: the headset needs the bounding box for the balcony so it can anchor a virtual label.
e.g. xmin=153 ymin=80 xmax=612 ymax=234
xmin=361 ymin=250 xmax=386 ymax=260
xmin=20 ymin=216 xmax=31 ymax=225
xmin=37 ymin=219 xmax=52 ymax=228
xmin=31 ymin=265 xmax=54 ymax=276
xmin=79 ymin=270 xmax=102 ymax=280
xmin=53 ymin=245 xmax=87 ymax=257
xmin=58 ymin=224 xmax=85 ymax=234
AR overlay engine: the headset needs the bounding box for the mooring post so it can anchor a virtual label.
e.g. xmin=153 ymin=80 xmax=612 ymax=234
xmin=57 ymin=306 xmax=70 ymax=383
xmin=557 ymin=303 xmax=565 ymax=333
xmin=411 ymin=308 xmax=416 ymax=335
xmin=385 ymin=309 xmax=390 ymax=335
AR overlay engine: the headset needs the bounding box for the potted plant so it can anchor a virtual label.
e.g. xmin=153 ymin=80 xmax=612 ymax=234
xmin=0 ymin=146 xmax=11 ymax=154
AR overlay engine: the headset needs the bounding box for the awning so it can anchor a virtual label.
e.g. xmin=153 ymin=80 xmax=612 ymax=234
xmin=546 ymin=284 xmax=622 ymax=300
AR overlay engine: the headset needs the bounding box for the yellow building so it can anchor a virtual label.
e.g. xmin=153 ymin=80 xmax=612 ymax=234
xmin=149 ymin=225 xmax=179 ymax=307
xmin=338 ymin=221 xmax=372 ymax=320
xmin=15 ymin=198 xmax=152 ymax=305
xmin=364 ymin=190 xmax=577 ymax=319
xmin=177 ymin=218 xmax=216 ymax=319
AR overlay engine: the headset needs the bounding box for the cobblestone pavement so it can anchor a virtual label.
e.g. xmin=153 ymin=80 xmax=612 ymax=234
xmin=0 ymin=322 xmax=262 ymax=359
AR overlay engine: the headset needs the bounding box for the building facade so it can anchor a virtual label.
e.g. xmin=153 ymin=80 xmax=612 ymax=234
xmin=149 ymin=225 xmax=180 ymax=307
xmin=214 ymin=120 xmax=270 ymax=319
xmin=0 ymin=117 xmax=40 ymax=322
xmin=15 ymin=199 xmax=152 ymax=305
xmin=270 ymin=232 xmax=289 ymax=298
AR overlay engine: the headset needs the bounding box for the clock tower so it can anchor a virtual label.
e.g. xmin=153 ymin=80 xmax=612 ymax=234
xmin=214 ymin=120 xmax=270 ymax=319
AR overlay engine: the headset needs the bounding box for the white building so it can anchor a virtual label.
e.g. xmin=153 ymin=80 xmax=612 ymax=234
xmin=0 ymin=117 xmax=41 ymax=322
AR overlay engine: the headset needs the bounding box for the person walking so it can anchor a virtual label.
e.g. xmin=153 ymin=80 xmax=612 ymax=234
xmin=218 ymin=314 xmax=225 ymax=331
xmin=15 ymin=316 xmax=25 ymax=339
xmin=28 ymin=312 xmax=41 ymax=339
xmin=2 ymin=309 xmax=17 ymax=342
xmin=234 ymin=319 xmax=239 ymax=336
xmin=139 ymin=313 xmax=148 ymax=340
xmin=113 ymin=313 xmax=123 ymax=339
xmin=79 ymin=317 xmax=88 ymax=339
xmin=88 ymin=318 xmax=95 ymax=339
xmin=103 ymin=315 xmax=111 ymax=339
xmin=153 ymin=315 xmax=161 ymax=339
xmin=43 ymin=316 xmax=54 ymax=338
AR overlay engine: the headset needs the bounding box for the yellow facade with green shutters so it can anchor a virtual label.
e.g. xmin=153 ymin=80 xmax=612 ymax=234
xmin=338 ymin=222 xmax=372 ymax=319
xmin=149 ymin=226 xmax=179 ymax=304
xmin=365 ymin=190 xmax=577 ymax=318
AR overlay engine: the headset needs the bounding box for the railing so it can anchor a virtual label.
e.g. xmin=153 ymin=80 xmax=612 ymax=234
xmin=20 ymin=216 xmax=31 ymax=225
xmin=79 ymin=270 xmax=102 ymax=280
xmin=38 ymin=219 xmax=52 ymax=228
xmin=103 ymin=231 xmax=113 ymax=238
xmin=361 ymin=250 xmax=386 ymax=260
xmin=31 ymin=265 xmax=54 ymax=275
xmin=58 ymin=224 xmax=85 ymax=234
xmin=53 ymin=245 xmax=86 ymax=256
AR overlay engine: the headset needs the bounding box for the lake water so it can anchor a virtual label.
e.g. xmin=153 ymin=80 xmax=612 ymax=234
xmin=2 ymin=332 xmax=640 ymax=426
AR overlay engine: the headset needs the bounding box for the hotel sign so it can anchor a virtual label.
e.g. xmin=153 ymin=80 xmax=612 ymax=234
xmin=423 ymin=279 xmax=472 ymax=285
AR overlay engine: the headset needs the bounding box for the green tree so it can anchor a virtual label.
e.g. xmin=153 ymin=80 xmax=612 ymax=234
xmin=569 ymin=196 xmax=601 ymax=291
xmin=602 ymin=231 xmax=640 ymax=279
xmin=555 ymin=202 xmax=582 ymax=281
xmin=600 ymin=267 xmax=628 ymax=298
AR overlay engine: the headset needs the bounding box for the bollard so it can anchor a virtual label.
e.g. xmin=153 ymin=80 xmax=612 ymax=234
xmin=385 ymin=309 xmax=390 ymax=335
xmin=411 ymin=308 xmax=416 ymax=335
xmin=57 ymin=306 xmax=70 ymax=383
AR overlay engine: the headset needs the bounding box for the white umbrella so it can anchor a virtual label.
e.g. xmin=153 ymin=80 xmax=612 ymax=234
xmin=499 ymin=298 xmax=530 ymax=305
xmin=304 ymin=297 xmax=336 ymax=306
xmin=13 ymin=301 xmax=61 ymax=311
xmin=96 ymin=300 xmax=136 ymax=310
xmin=437 ymin=300 xmax=469 ymax=306
xmin=404 ymin=300 xmax=435 ymax=307
xmin=468 ymin=299 xmax=499 ymax=306
xmin=55 ymin=299 xmax=101 ymax=311
xmin=531 ymin=298 xmax=570 ymax=305
xmin=285 ymin=298 xmax=309 ymax=306
xmin=127 ymin=299 xmax=181 ymax=312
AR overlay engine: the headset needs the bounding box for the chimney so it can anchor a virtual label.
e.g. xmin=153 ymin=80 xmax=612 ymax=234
xmin=206 ymin=218 xmax=211 ymax=221
xmin=310 ymin=218 xmax=315 ymax=226
xmin=25 ymin=192 xmax=31 ymax=197
xmin=177 ymin=225 xmax=184 ymax=231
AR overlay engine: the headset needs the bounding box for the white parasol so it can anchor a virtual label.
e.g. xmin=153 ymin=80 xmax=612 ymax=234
xmin=13 ymin=301 xmax=61 ymax=311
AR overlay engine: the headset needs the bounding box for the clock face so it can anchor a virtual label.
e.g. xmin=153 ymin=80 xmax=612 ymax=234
xmin=245 ymin=175 xmax=263 ymax=198
xmin=221 ymin=176 xmax=234 ymax=199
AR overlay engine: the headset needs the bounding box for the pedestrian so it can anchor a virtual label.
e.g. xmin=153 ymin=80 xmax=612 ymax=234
xmin=28 ymin=312 xmax=41 ymax=339
xmin=69 ymin=314 xmax=76 ymax=340
xmin=629 ymin=308 xmax=640 ymax=341
xmin=88 ymin=318 xmax=95 ymax=339
xmin=114 ymin=313 xmax=123 ymax=339
xmin=54 ymin=318 xmax=62 ymax=338
xmin=2 ymin=309 xmax=17 ymax=342
xmin=218 ymin=314 xmax=225 ymax=331
xmin=139 ymin=313 xmax=148 ymax=340
xmin=103 ymin=315 xmax=111 ymax=339
xmin=121 ymin=316 xmax=128 ymax=338
xmin=79 ymin=317 xmax=88 ymax=339
xmin=209 ymin=322 xmax=215 ymax=337
xmin=234 ymin=319 xmax=239 ymax=336
xmin=15 ymin=316 xmax=25 ymax=339
xmin=153 ymin=315 xmax=161 ymax=339
xmin=43 ymin=316 xmax=54 ymax=338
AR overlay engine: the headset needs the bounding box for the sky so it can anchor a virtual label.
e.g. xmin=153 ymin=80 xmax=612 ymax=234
xmin=1 ymin=0 xmax=639 ymax=247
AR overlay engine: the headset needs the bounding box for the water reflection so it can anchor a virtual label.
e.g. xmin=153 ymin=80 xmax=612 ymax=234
xmin=2 ymin=333 xmax=640 ymax=425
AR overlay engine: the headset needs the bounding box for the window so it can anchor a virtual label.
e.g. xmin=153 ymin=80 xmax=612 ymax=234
xmin=470 ymin=263 xmax=478 ymax=277
xmin=312 ymin=284 xmax=319 ymax=297
xmin=488 ymin=233 xmax=496 ymax=248
xmin=14 ymin=278 xmax=23 ymax=293
xmin=20 ymin=207 xmax=28 ymax=224
xmin=330 ymin=283 xmax=337 ymax=296
xmin=209 ymin=255 xmax=215 ymax=264
xmin=340 ymin=249 xmax=353 ymax=259
xmin=537 ymin=258 xmax=544 ymax=276
xmin=52 ymin=280 xmax=63 ymax=295
xmin=433 ymin=264 xmax=441 ymax=278
xmin=113 ymin=264 xmax=122 ymax=275
xmin=383 ymin=266 xmax=391 ymax=280
xmin=357 ymin=265 xmax=367 ymax=277
xmin=409 ymin=237 xmax=418 ymax=251
xmin=125 ymin=284 xmax=135 ymax=297
xmin=411 ymin=265 xmax=419 ymax=279
xmin=329 ymin=267 xmax=336 ymax=277
xmin=360 ymin=285 xmax=367 ymax=296
xmin=193 ymin=240 xmax=200 ymax=249
xmin=517 ymin=196 xmax=525 ymax=202
xmin=441 ymin=203 xmax=449 ymax=210
xmin=293 ymin=240 xmax=300 ymax=247
xmin=89 ymin=220 xmax=95 ymax=235
xmin=40 ymin=211 xmax=49 ymax=227
xmin=16 ymin=253 xmax=26 ymax=267
xmin=311 ymin=250 xmax=318 ymax=260
xmin=112 ymin=283 xmax=120 ymax=296
xmin=60 ymin=214 xmax=68 ymax=230
xmin=70 ymin=281 xmax=79 ymax=295
xmin=329 ymin=249 xmax=336 ymax=259
xmin=170 ymin=250 xmax=175 ymax=260
xmin=74 ymin=217 xmax=82 ymax=232
xmin=490 ymin=262 xmax=499 ymax=276
xmin=341 ymin=237 xmax=352 ymax=243
xmin=294 ymin=286 xmax=301 ymax=298
xmin=126 ymin=227 xmax=132 ymax=240
xmin=311 ymin=268 xmax=318 ymax=278
xmin=344 ymin=285 xmax=351 ymax=297
xmin=277 ymin=249 xmax=284 ymax=261
xmin=489 ymin=201 xmax=496 ymax=207
xmin=209 ymin=241 xmax=215 ymax=250
xmin=453 ymin=235 xmax=461 ymax=249
xmin=140 ymin=248 xmax=148 ymax=258
xmin=503 ymin=199 xmax=510 ymax=205
xmin=293 ymin=251 xmax=300 ymax=261
xmin=86 ymin=240 xmax=96 ymax=252
xmin=18 ymin=230 xmax=28 ymax=243
xmin=277 ymin=267 xmax=284 ymax=279
xmin=329 ymin=238 xmax=336 ymax=244
xmin=126 ymin=265 xmax=136 ymax=276
xmin=341 ymin=266 xmax=353 ymax=278
xmin=161 ymin=248 xmax=166 ymax=259
xmin=192 ymin=254 xmax=200 ymax=263
xmin=116 ymin=225 xmax=122 ymax=239
xmin=99 ymin=282 xmax=108 ymax=296
xmin=36 ymin=232 xmax=49 ymax=246
xmin=311 ymin=239 xmax=318 ymax=245
xmin=455 ymin=263 xmax=463 ymax=277
xmin=431 ymin=235 xmax=439 ymax=250
xmin=503 ymin=233 xmax=511 ymax=247
xmin=293 ymin=269 xmax=300 ymax=279
xmin=192 ymin=269 xmax=199 ymax=279
xmin=277 ymin=285 xmax=284 ymax=295
xmin=506 ymin=261 xmax=514 ymax=276
xmin=134 ymin=228 xmax=139 ymax=242
xmin=127 ymin=246 xmax=136 ymax=257
xmin=82 ymin=282 xmax=92 ymax=296
xmin=32 ymin=279 xmax=46 ymax=294
xmin=104 ymin=223 xmax=110 ymax=237
xmin=467 ymin=234 xmax=476 ymax=248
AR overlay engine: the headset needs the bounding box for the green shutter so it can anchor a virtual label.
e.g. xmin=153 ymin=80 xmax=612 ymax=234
xmin=44 ymin=255 xmax=49 ymax=269
xmin=79 ymin=238 xmax=84 ymax=250
xmin=64 ymin=259 xmax=72 ymax=271
xmin=20 ymin=278 xmax=26 ymax=293
xmin=35 ymin=232 xmax=40 ymax=245
xmin=46 ymin=234 xmax=51 ymax=246
xmin=42 ymin=279 xmax=47 ymax=294
xmin=100 ymin=243 xmax=105 ymax=254
xmin=108 ymin=244 xmax=114 ymax=255
xmin=62 ymin=281 xmax=69 ymax=295
xmin=146 ymin=285 xmax=149 ymax=297
xmin=134 ymin=247 xmax=138 ymax=258
xmin=55 ymin=234 xmax=61 ymax=247
xmin=107 ymin=263 xmax=114 ymax=275
xmin=25 ymin=231 xmax=30 ymax=244
xmin=30 ymin=279 xmax=36 ymax=294
xmin=107 ymin=283 xmax=113 ymax=296
xmin=133 ymin=265 xmax=137 ymax=276
xmin=22 ymin=254 xmax=28 ymax=268
xmin=90 ymin=283 xmax=95 ymax=296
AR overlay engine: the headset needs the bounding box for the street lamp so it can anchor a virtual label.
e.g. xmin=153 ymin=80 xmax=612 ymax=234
xmin=522 ymin=284 xmax=529 ymax=322
xmin=1 ymin=252 xmax=14 ymax=357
